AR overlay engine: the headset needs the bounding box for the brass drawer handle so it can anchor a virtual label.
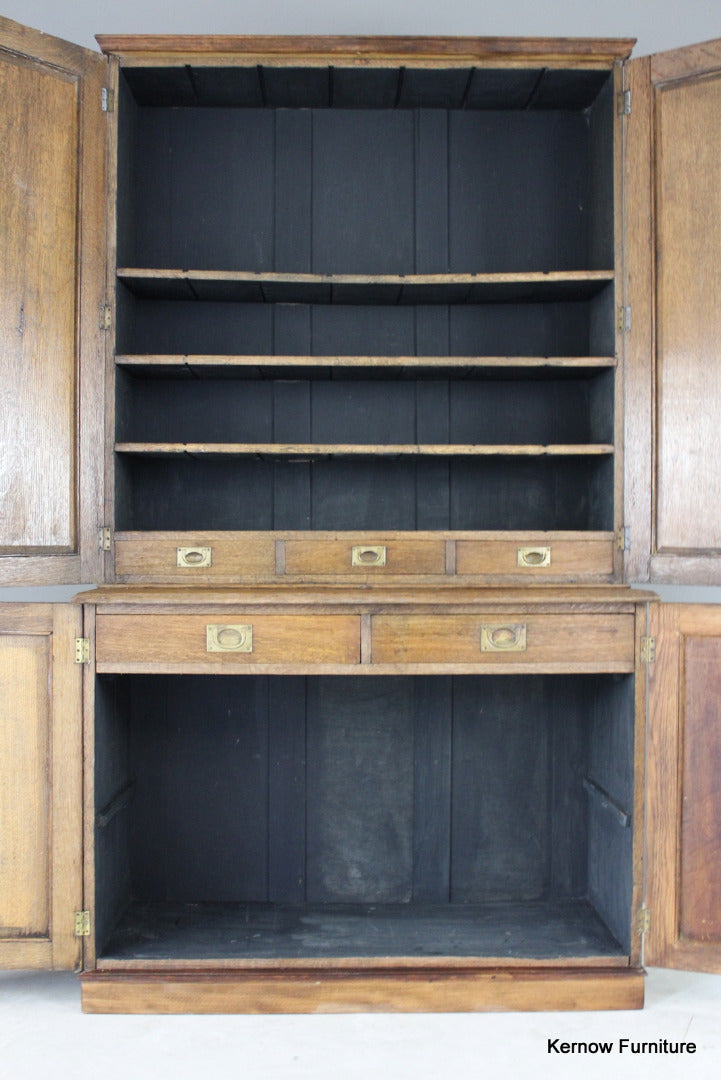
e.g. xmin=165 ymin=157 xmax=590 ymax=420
xmin=517 ymin=546 xmax=551 ymax=568
xmin=206 ymin=624 xmax=253 ymax=652
xmin=480 ymin=624 xmax=527 ymax=652
xmin=351 ymin=545 xmax=387 ymax=567
xmin=178 ymin=547 xmax=212 ymax=568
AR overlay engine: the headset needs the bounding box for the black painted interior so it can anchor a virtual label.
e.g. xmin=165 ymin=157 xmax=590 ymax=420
xmin=95 ymin=673 xmax=634 ymax=961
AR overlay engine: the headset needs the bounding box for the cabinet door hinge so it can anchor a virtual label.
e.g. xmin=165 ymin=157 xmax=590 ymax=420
xmin=616 ymin=526 xmax=630 ymax=551
xmin=636 ymin=907 xmax=651 ymax=934
xmin=101 ymin=87 xmax=115 ymax=112
xmin=98 ymin=527 xmax=112 ymax=551
xmin=617 ymin=305 xmax=631 ymax=333
xmin=75 ymin=910 xmax=91 ymax=937
xmin=640 ymin=637 xmax=656 ymax=664
xmin=74 ymin=638 xmax=90 ymax=665
xmin=617 ymin=89 xmax=631 ymax=116
xmin=100 ymin=304 xmax=112 ymax=330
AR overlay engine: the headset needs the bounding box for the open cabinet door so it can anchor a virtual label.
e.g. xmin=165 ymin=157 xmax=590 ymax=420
xmin=0 ymin=17 xmax=106 ymax=585
xmin=0 ymin=604 xmax=84 ymax=969
xmin=645 ymin=603 xmax=721 ymax=972
xmin=623 ymin=41 xmax=721 ymax=584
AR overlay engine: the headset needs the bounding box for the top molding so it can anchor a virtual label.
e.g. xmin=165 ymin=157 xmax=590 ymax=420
xmin=95 ymin=34 xmax=636 ymax=68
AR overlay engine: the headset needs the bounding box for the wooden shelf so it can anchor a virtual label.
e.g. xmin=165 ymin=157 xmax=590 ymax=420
xmin=115 ymin=442 xmax=615 ymax=458
xmin=116 ymin=354 xmax=617 ymax=377
xmin=116 ymin=269 xmax=615 ymax=304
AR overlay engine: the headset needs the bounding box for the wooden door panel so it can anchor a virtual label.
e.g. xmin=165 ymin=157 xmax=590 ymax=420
xmin=0 ymin=16 xmax=106 ymax=584
xmin=646 ymin=603 xmax=721 ymax=971
xmin=624 ymin=42 xmax=721 ymax=583
xmin=0 ymin=604 xmax=83 ymax=970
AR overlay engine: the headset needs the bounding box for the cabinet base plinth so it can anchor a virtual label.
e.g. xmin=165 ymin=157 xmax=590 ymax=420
xmin=81 ymin=967 xmax=644 ymax=1014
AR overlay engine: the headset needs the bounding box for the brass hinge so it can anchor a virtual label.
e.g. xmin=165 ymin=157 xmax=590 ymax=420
xmin=640 ymin=637 xmax=656 ymax=664
xmin=617 ymin=89 xmax=631 ymax=116
xmin=98 ymin=527 xmax=112 ymax=551
xmin=617 ymin=305 xmax=631 ymax=333
xmin=74 ymin=638 xmax=90 ymax=665
xmin=101 ymin=87 xmax=115 ymax=112
xmin=636 ymin=907 xmax=651 ymax=934
xmin=100 ymin=304 xmax=112 ymax=330
xmin=75 ymin=910 xmax=91 ymax=937
xmin=616 ymin=526 xmax=630 ymax=551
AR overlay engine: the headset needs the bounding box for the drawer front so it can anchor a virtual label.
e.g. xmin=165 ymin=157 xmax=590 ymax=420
xmin=96 ymin=614 xmax=361 ymax=667
xmin=456 ymin=540 xmax=614 ymax=578
xmin=114 ymin=536 xmax=276 ymax=581
xmin=371 ymin=614 xmax=635 ymax=668
xmin=283 ymin=539 xmax=446 ymax=576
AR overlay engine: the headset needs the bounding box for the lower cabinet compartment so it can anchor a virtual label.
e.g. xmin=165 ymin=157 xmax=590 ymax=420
xmin=89 ymin=671 xmax=639 ymax=1011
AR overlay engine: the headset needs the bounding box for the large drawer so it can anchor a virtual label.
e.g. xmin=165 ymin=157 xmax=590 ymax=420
xmin=371 ymin=614 xmax=635 ymax=670
xmin=95 ymin=614 xmax=361 ymax=669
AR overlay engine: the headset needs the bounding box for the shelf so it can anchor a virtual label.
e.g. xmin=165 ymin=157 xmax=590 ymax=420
xmin=99 ymin=899 xmax=627 ymax=963
xmin=116 ymin=269 xmax=615 ymax=305
xmin=116 ymin=354 xmax=618 ymax=379
xmin=115 ymin=442 xmax=615 ymax=459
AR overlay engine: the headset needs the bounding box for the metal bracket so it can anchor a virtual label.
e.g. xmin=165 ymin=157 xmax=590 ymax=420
xmin=75 ymin=910 xmax=91 ymax=937
xmin=100 ymin=304 xmax=112 ymax=330
xmin=617 ymin=305 xmax=631 ymax=333
xmin=74 ymin=638 xmax=90 ymax=665
xmin=640 ymin=637 xmax=656 ymax=664
xmin=98 ymin=527 xmax=111 ymax=551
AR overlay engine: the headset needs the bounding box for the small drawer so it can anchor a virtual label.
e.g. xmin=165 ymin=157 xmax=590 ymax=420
xmin=456 ymin=540 xmax=615 ymax=578
xmin=95 ymin=614 xmax=361 ymax=668
xmin=114 ymin=535 xmax=276 ymax=581
xmin=283 ymin=539 xmax=446 ymax=576
xmin=371 ymin=614 xmax=635 ymax=669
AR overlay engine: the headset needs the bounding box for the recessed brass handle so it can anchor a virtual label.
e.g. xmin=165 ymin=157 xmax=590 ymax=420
xmin=206 ymin=624 xmax=253 ymax=652
xmin=178 ymin=547 xmax=212 ymax=568
xmin=351 ymin=545 xmax=387 ymax=567
xmin=517 ymin=546 xmax=551 ymax=568
xmin=480 ymin=624 xmax=527 ymax=652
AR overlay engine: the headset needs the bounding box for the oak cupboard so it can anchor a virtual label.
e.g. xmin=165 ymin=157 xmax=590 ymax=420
xmin=2 ymin=16 xmax=721 ymax=1013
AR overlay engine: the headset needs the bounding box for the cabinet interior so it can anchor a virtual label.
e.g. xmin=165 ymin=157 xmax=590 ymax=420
xmin=112 ymin=61 xmax=617 ymax=540
xmin=94 ymin=672 xmax=634 ymax=964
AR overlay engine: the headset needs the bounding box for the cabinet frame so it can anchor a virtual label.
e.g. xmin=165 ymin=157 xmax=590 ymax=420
xmin=100 ymin=36 xmax=630 ymax=585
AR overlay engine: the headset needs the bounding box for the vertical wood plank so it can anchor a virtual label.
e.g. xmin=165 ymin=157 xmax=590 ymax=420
xmin=274 ymin=110 xmax=312 ymax=272
xmin=268 ymin=677 xmax=307 ymax=903
xmin=412 ymin=678 xmax=452 ymax=901
xmin=415 ymin=110 xmax=448 ymax=273
xmin=49 ymin=604 xmax=84 ymax=968
xmin=644 ymin=602 xmax=680 ymax=966
xmin=622 ymin=56 xmax=653 ymax=581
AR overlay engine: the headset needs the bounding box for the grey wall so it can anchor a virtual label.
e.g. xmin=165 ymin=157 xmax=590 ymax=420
xmin=1 ymin=0 xmax=719 ymax=58
xmin=1 ymin=0 xmax=719 ymax=602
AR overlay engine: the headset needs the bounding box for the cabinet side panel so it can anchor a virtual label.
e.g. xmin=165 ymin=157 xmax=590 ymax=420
xmin=0 ymin=55 xmax=78 ymax=552
xmin=679 ymin=637 xmax=721 ymax=942
xmin=655 ymin=73 xmax=721 ymax=553
xmin=0 ymin=634 xmax=50 ymax=936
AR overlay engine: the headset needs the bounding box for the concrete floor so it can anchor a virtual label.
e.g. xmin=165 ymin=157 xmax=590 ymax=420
xmin=1 ymin=968 xmax=720 ymax=1079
